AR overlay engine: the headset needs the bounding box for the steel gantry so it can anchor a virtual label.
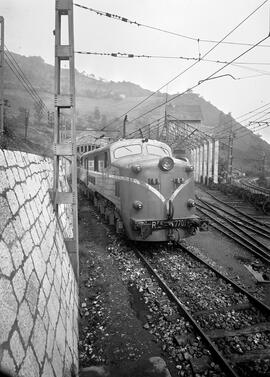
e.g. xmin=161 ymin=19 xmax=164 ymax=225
xmin=127 ymin=114 xmax=220 ymax=184
xmin=54 ymin=0 xmax=78 ymax=278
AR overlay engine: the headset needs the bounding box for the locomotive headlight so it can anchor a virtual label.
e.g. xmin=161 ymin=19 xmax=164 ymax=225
xmin=133 ymin=200 xmax=143 ymax=210
xmin=159 ymin=157 xmax=174 ymax=171
xmin=185 ymin=165 xmax=194 ymax=173
xmin=132 ymin=165 xmax=142 ymax=173
xmin=187 ymin=199 xmax=196 ymax=208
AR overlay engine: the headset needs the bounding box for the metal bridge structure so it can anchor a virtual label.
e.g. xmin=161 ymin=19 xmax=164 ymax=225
xmin=126 ymin=113 xmax=220 ymax=184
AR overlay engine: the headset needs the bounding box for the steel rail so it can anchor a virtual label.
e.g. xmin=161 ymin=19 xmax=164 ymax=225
xmin=133 ymin=247 xmax=241 ymax=377
xmin=197 ymin=196 xmax=270 ymax=238
xmin=197 ymin=204 xmax=270 ymax=253
xmin=203 ymin=190 xmax=270 ymax=229
xmin=196 ymin=206 xmax=270 ymax=264
xmin=176 ymin=243 xmax=270 ymax=314
xmin=134 ymin=244 xmax=270 ymax=377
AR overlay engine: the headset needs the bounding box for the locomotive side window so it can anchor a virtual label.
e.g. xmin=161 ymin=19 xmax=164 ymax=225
xmin=146 ymin=145 xmax=170 ymax=156
xmin=114 ymin=144 xmax=142 ymax=159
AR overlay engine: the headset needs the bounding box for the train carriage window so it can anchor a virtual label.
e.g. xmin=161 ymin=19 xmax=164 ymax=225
xmin=114 ymin=144 xmax=142 ymax=159
xmin=94 ymin=156 xmax=99 ymax=171
xmin=146 ymin=145 xmax=170 ymax=156
xmin=80 ymin=146 xmax=84 ymax=153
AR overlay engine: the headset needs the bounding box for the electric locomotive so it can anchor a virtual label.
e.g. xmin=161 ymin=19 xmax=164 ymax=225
xmin=78 ymin=138 xmax=207 ymax=242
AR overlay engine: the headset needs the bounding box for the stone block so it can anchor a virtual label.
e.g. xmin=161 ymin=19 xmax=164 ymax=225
xmin=37 ymin=286 xmax=46 ymax=317
xmin=46 ymin=323 xmax=55 ymax=360
xmin=18 ymin=300 xmax=33 ymax=346
xmin=55 ymin=316 xmax=66 ymax=358
xmin=52 ymin=345 xmax=63 ymax=377
xmin=4 ymin=150 xmax=17 ymax=167
xmin=41 ymin=359 xmax=54 ymax=377
xmin=0 ymin=169 xmax=9 ymax=193
xmin=0 ymin=279 xmax=18 ymax=344
xmin=2 ymin=222 xmax=17 ymax=248
xmin=0 ymin=350 xmax=16 ymax=377
xmin=21 ymin=232 xmax=34 ymax=257
xmin=0 ymin=149 xmax=7 ymax=167
xmin=25 ymin=202 xmax=35 ymax=225
xmin=31 ymin=315 xmax=47 ymax=365
xmin=0 ymin=241 xmax=14 ymax=277
xmin=5 ymin=169 xmax=16 ymax=189
xmin=12 ymin=267 xmax=26 ymax=303
xmin=17 ymin=167 xmax=26 ymax=181
xmin=25 ymin=271 xmax=39 ymax=315
xmin=11 ymin=240 xmax=24 ymax=270
xmin=0 ymin=196 xmax=11 ymax=233
xmin=14 ymin=184 xmax=26 ymax=206
xmin=23 ymin=255 xmax=34 ymax=280
xmin=12 ymin=167 xmax=20 ymax=183
xmin=42 ymin=275 xmax=51 ymax=299
xmin=40 ymin=238 xmax=51 ymax=262
xmin=18 ymin=346 xmax=39 ymax=377
xmin=31 ymin=225 xmax=41 ymax=246
xmin=13 ymin=215 xmax=25 ymax=239
xmin=32 ymin=246 xmax=46 ymax=282
xmin=19 ymin=207 xmax=31 ymax=232
xmin=47 ymin=287 xmax=60 ymax=328
xmin=46 ymin=262 xmax=54 ymax=284
xmin=10 ymin=329 xmax=25 ymax=369
xmin=6 ymin=189 xmax=19 ymax=215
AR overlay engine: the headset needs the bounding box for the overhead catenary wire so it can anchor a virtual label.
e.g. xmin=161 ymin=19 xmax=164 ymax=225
xmin=4 ymin=46 xmax=50 ymax=113
xmin=97 ymin=0 xmax=270 ymax=131
xmin=75 ymin=1 xmax=270 ymax=48
xmin=128 ymin=35 xmax=270 ymax=126
xmin=76 ymin=50 xmax=270 ymax=66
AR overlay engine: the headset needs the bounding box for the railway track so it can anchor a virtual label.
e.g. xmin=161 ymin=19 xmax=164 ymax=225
xmin=133 ymin=244 xmax=270 ymax=377
xmin=194 ymin=191 xmax=270 ymax=275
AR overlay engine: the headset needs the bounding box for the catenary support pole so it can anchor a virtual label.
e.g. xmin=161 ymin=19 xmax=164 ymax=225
xmin=54 ymin=0 xmax=79 ymax=279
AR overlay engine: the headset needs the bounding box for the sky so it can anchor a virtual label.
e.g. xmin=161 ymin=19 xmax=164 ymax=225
xmin=2 ymin=0 xmax=270 ymax=143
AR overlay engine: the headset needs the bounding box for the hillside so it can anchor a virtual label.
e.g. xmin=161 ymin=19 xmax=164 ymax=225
xmin=2 ymin=52 xmax=270 ymax=174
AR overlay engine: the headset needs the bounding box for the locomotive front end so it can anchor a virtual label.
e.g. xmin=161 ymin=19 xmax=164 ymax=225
xmin=113 ymin=139 xmax=206 ymax=242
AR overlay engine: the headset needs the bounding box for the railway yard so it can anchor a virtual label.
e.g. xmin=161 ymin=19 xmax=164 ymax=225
xmin=78 ymin=183 xmax=270 ymax=377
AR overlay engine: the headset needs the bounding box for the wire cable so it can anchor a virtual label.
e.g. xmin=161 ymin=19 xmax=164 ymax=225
xmin=128 ymin=35 xmax=270 ymax=125
xmin=75 ymin=1 xmax=270 ymax=48
xmin=99 ymin=1 xmax=270 ymax=131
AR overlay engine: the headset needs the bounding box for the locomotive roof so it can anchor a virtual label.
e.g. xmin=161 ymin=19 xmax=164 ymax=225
xmin=80 ymin=138 xmax=171 ymax=158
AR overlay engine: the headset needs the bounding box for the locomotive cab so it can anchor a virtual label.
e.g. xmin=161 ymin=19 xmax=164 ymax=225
xmin=110 ymin=139 xmax=204 ymax=241
xmin=78 ymin=138 xmax=207 ymax=242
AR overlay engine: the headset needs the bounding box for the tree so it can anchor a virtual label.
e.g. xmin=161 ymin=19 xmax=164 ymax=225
xmin=34 ymin=102 xmax=44 ymax=123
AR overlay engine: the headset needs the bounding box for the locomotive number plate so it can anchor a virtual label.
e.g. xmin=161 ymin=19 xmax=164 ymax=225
xmin=151 ymin=219 xmax=187 ymax=230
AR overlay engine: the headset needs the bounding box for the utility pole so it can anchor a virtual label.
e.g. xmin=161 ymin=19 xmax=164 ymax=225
xmin=24 ymin=109 xmax=29 ymax=140
xmin=0 ymin=17 xmax=4 ymax=134
xmin=227 ymin=132 xmax=234 ymax=183
xmin=227 ymin=113 xmax=234 ymax=183
xmin=262 ymin=152 xmax=266 ymax=180
xmin=54 ymin=0 xmax=78 ymax=278
xmin=123 ymin=114 xmax=127 ymax=138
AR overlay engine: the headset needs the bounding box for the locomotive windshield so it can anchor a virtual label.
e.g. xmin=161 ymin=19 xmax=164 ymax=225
xmin=114 ymin=144 xmax=142 ymax=158
xmin=146 ymin=145 xmax=170 ymax=156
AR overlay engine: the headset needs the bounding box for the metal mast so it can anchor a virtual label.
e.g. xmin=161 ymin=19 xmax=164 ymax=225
xmin=54 ymin=0 xmax=78 ymax=278
xmin=0 ymin=17 xmax=4 ymax=134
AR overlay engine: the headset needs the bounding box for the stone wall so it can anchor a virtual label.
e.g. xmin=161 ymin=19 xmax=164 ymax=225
xmin=0 ymin=149 xmax=78 ymax=377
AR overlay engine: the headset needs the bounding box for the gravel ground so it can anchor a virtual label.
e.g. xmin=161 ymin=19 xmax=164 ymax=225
xmin=78 ymin=193 xmax=226 ymax=376
xmin=78 ymin=186 xmax=270 ymax=377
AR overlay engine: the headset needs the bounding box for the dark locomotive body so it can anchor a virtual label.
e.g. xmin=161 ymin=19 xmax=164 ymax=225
xmin=78 ymin=138 xmax=207 ymax=242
